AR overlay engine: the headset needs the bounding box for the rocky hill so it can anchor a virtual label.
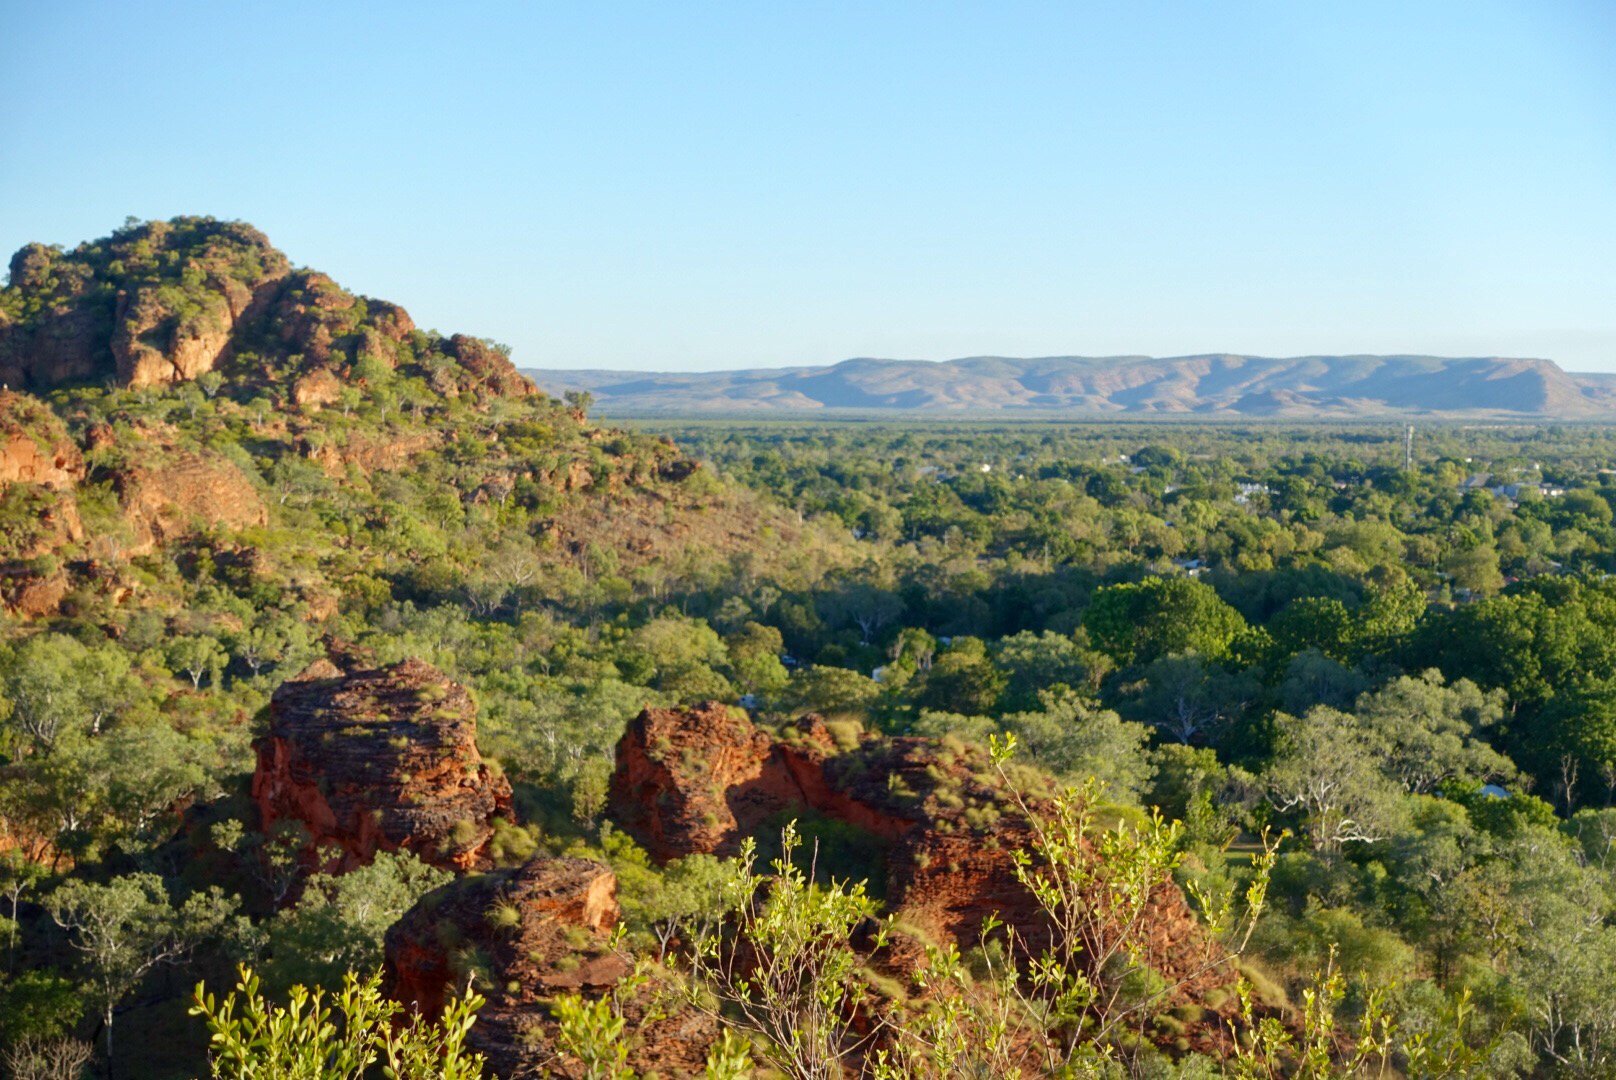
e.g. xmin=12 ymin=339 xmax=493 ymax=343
xmin=0 ymin=218 xmax=530 ymax=397
xmin=527 ymin=353 xmax=1616 ymax=417
xmin=0 ymin=217 xmax=823 ymax=626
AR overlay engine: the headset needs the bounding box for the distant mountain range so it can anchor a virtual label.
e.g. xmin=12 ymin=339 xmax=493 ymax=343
xmin=524 ymin=355 xmax=1616 ymax=419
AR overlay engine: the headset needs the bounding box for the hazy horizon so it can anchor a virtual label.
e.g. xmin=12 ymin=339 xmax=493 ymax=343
xmin=4 ymin=3 xmax=1613 ymax=372
xmin=522 ymin=351 xmax=1599 ymax=376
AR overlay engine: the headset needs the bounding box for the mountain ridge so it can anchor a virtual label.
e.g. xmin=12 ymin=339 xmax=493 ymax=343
xmin=525 ymin=353 xmax=1616 ymax=418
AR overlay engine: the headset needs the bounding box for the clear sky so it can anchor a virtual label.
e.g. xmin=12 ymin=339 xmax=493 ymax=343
xmin=2 ymin=2 xmax=1613 ymax=371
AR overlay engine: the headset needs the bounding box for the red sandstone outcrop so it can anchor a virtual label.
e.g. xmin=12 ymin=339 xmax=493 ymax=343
xmin=251 ymin=646 xmax=514 ymax=877
xmin=305 ymin=429 xmax=443 ymax=476
xmin=385 ymin=856 xmax=718 ymax=1079
xmin=610 ymin=706 xmax=1040 ymax=946
xmin=290 ymin=368 xmax=344 ymax=409
xmin=442 ymin=335 xmax=535 ymax=398
xmin=111 ymin=271 xmax=286 ymax=388
xmin=0 ymin=391 xmax=84 ymax=490
xmin=0 ymin=566 xmax=71 ymax=618
xmin=0 ymin=220 xmax=292 ymax=391
xmin=608 ymin=701 xmax=792 ymax=860
xmin=0 ymin=393 xmax=86 ymax=613
xmin=0 ymin=245 xmax=117 ymax=390
xmin=609 ymin=705 xmax=1233 ymax=1007
xmin=115 ymin=452 xmax=268 ymax=553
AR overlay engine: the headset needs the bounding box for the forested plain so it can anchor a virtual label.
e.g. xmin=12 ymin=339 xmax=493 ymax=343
xmin=8 ymin=221 xmax=1616 ymax=1078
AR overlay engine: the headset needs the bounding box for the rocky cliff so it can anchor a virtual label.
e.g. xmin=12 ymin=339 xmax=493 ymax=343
xmin=609 ymin=704 xmax=1039 ymax=944
xmin=251 ymin=645 xmax=515 ymax=876
xmin=0 ymin=392 xmax=86 ymax=613
xmin=0 ymin=217 xmax=532 ymax=400
xmin=0 ymin=391 xmax=84 ymax=490
xmin=0 ymin=216 xmax=710 ymax=626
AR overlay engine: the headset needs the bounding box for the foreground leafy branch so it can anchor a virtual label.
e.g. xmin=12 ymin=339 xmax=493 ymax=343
xmin=189 ymin=965 xmax=486 ymax=1080
xmin=680 ymin=821 xmax=889 ymax=1080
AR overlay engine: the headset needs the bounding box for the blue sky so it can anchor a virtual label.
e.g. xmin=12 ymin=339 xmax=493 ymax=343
xmin=2 ymin=2 xmax=1613 ymax=371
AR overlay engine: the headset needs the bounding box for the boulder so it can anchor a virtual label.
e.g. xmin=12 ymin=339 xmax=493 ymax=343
xmin=385 ymin=855 xmax=718 ymax=1079
xmin=251 ymin=646 xmax=514 ymax=877
xmin=291 ymin=368 xmax=344 ymax=409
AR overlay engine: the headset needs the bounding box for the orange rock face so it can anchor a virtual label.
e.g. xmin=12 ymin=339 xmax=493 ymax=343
xmin=608 ymin=701 xmax=807 ymax=860
xmin=0 ymin=392 xmax=86 ymax=614
xmin=305 ymin=429 xmax=443 ymax=476
xmin=116 ymin=452 xmax=268 ymax=554
xmin=385 ymin=856 xmax=718 ymax=1079
xmin=442 ymin=335 xmax=535 ymax=398
xmin=386 ymin=857 xmax=625 ymax=1020
xmin=609 ymin=705 xmax=1035 ymax=943
xmin=251 ymin=647 xmax=515 ymax=878
xmin=110 ymin=271 xmax=286 ymax=388
xmin=291 ymin=368 xmax=344 ymax=409
xmin=0 ymin=391 xmax=84 ymax=490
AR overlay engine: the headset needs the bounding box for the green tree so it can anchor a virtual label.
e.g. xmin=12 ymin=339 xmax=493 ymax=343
xmin=913 ymin=637 xmax=1005 ymax=716
xmin=265 ymin=852 xmax=451 ymax=992
xmin=626 ymin=616 xmax=733 ymax=702
xmin=725 ymin=622 xmax=789 ymax=697
xmin=1123 ymin=653 xmax=1259 ymax=746
xmin=1 ymin=635 xmax=99 ymax=752
xmin=781 ymin=666 xmax=882 ymax=718
xmin=998 ymin=688 xmax=1154 ymax=801
xmin=1083 ymin=576 xmax=1247 ymax=666
xmin=10 ymin=725 xmax=216 ymax=856
xmin=165 ymin=634 xmax=228 ymax=690
xmin=991 ymin=630 xmax=1100 ymax=710
xmin=1263 ymin=708 xmax=1407 ymax=852
xmin=1269 ymin=595 xmax=1357 ymax=663
xmin=1445 ymin=542 xmax=1505 ymax=597
xmin=46 ymin=873 xmax=237 ymax=1066
xmin=1351 ymin=670 xmax=1515 ymax=795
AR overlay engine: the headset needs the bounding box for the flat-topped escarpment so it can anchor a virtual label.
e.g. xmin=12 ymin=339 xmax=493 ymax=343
xmin=528 ymin=353 xmax=1616 ymax=418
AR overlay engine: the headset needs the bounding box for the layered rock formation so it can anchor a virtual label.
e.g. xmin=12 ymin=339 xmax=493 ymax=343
xmin=251 ymin=646 xmax=514 ymax=876
xmin=385 ymin=856 xmax=718 ymax=1078
xmin=0 ymin=396 xmax=273 ymax=614
xmin=115 ymin=450 xmax=268 ymax=553
xmin=609 ymin=705 xmax=1043 ymax=946
xmin=608 ymin=701 xmax=791 ymax=860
